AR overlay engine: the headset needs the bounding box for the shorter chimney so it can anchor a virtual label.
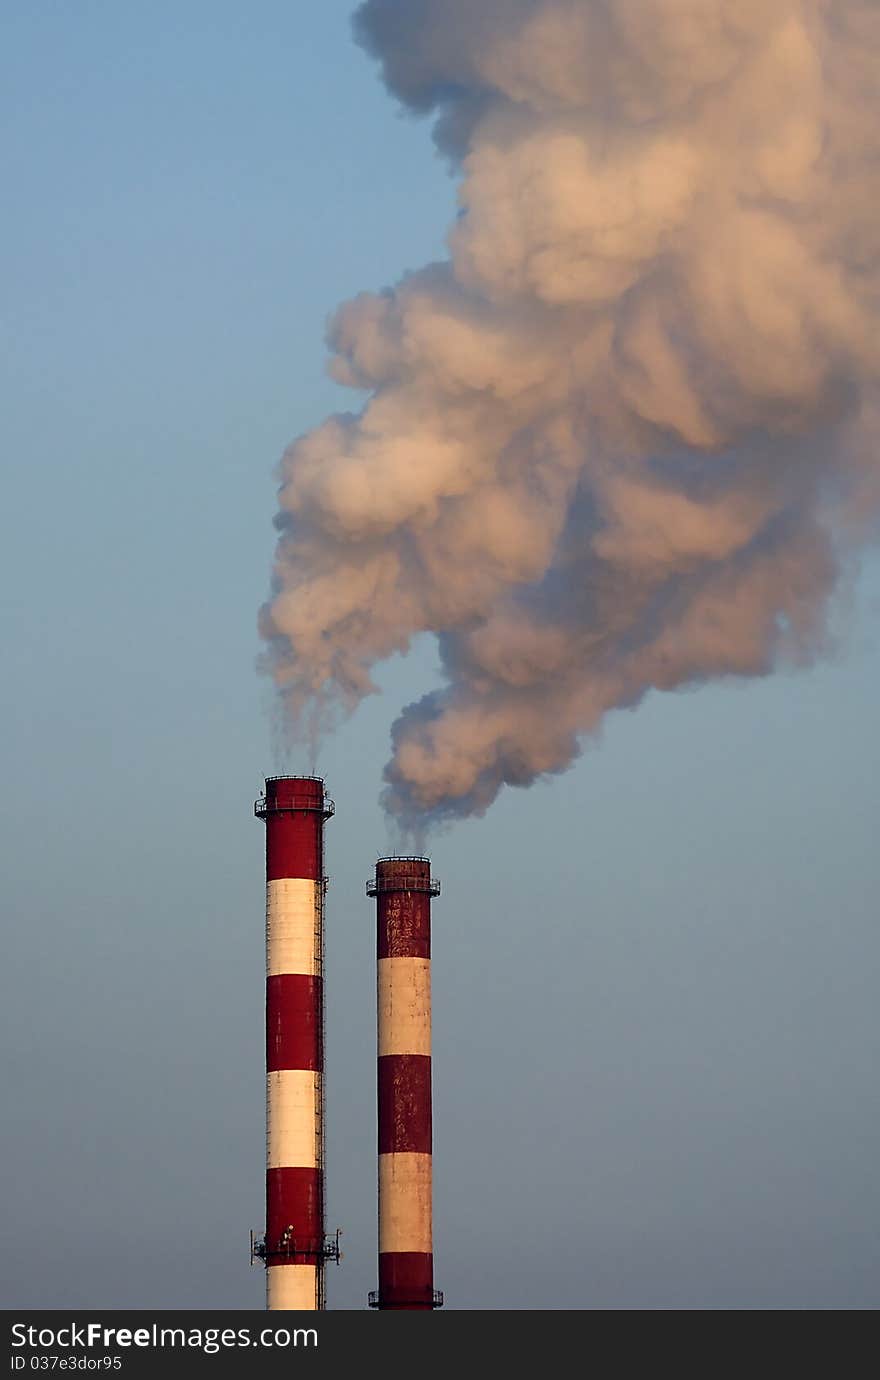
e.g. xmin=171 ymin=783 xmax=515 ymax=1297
xmin=367 ymin=857 xmax=443 ymax=1311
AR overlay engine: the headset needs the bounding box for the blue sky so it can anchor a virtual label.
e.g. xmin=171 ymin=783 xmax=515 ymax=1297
xmin=2 ymin=1 xmax=878 ymax=1309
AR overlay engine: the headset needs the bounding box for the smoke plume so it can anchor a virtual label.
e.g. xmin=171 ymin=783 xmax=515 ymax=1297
xmin=260 ymin=0 xmax=880 ymax=825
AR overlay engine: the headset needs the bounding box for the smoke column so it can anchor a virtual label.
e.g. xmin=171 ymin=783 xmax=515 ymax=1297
xmin=260 ymin=0 xmax=880 ymax=827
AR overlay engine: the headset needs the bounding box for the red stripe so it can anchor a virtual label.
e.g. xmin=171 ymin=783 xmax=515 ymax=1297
xmin=266 ymin=1166 xmax=322 ymax=1265
xmin=266 ymin=974 xmax=322 ymax=1072
xmin=377 ymin=891 xmax=431 ymax=959
xmin=265 ymin=777 xmax=324 ymax=811
xmin=378 ymin=1054 xmax=432 ymax=1154
xmin=377 ymin=1253 xmax=434 ymax=1310
xmin=266 ymin=810 xmax=323 ymax=881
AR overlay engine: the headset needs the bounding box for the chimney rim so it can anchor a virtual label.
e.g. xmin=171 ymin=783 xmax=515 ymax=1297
xmin=375 ymin=854 xmax=432 ymax=865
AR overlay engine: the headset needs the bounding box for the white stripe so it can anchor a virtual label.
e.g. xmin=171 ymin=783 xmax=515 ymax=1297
xmin=267 ymin=879 xmax=319 ymax=977
xmin=267 ymin=1070 xmax=320 ymax=1169
xmin=378 ymin=958 xmax=431 ymax=1057
xmin=266 ymin=1264 xmax=318 ymax=1311
xmin=379 ymin=1152 xmax=432 ymax=1254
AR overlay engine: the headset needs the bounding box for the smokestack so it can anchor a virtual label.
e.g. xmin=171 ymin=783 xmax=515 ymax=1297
xmin=368 ymin=857 xmax=443 ymax=1311
xmin=254 ymin=775 xmax=336 ymax=1310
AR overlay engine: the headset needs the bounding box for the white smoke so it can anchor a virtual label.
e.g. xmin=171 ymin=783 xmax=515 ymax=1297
xmin=260 ymin=0 xmax=880 ymax=824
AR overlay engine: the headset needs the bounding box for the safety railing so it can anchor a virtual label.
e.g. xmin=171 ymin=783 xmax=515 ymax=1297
xmin=366 ymin=873 xmax=440 ymax=897
xmin=367 ymin=1288 xmax=443 ymax=1309
xmin=255 ymin=791 xmax=335 ymax=819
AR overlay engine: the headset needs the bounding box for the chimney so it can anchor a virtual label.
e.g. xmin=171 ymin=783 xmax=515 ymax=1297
xmin=254 ymin=776 xmax=337 ymax=1310
xmin=368 ymin=857 xmax=443 ymax=1311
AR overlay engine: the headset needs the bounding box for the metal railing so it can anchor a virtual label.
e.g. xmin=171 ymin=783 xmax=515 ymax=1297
xmin=366 ymin=874 xmax=440 ymax=897
xmin=264 ymin=774 xmax=326 ymax=785
xmin=250 ymin=1230 xmax=341 ymax=1266
xmin=377 ymin=855 xmax=431 ymax=864
xmin=255 ymin=791 xmax=335 ymax=819
xmin=367 ymin=1289 xmax=443 ymax=1309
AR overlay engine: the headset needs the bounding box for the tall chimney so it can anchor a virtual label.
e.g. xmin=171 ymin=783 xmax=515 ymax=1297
xmin=367 ymin=857 xmax=443 ymax=1311
xmin=254 ymin=775 xmax=335 ymax=1310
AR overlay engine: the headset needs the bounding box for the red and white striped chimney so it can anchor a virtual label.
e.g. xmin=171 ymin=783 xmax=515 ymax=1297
xmin=368 ymin=857 xmax=443 ymax=1311
xmin=255 ymin=776 xmax=334 ymax=1311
